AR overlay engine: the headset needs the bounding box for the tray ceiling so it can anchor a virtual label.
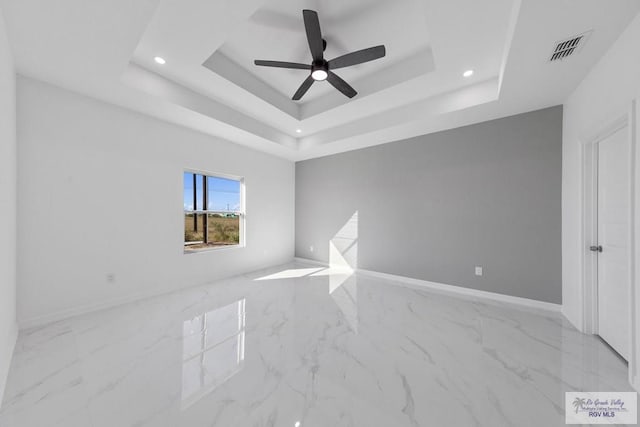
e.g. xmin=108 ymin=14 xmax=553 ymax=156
xmin=2 ymin=0 xmax=639 ymax=160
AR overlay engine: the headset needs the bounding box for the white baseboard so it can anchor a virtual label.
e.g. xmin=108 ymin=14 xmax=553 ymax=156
xmin=21 ymin=258 xmax=561 ymax=330
xmin=357 ymin=268 xmax=561 ymax=313
xmin=19 ymin=258 xmax=297 ymax=330
xmin=293 ymin=257 xmax=333 ymax=268
xmin=294 ymin=257 xmax=561 ymax=313
xmin=18 ymin=285 xmax=179 ymax=330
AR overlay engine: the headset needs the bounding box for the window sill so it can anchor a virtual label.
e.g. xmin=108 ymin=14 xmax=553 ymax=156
xmin=183 ymin=244 xmax=245 ymax=255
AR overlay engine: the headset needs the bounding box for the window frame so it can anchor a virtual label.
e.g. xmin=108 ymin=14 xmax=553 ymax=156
xmin=183 ymin=169 xmax=245 ymax=253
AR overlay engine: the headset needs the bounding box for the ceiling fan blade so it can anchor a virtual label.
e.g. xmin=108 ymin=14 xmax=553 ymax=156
xmin=329 ymin=45 xmax=386 ymax=70
xmin=254 ymin=60 xmax=311 ymax=70
xmin=327 ymin=72 xmax=357 ymax=98
xmin=292 ymin=75 xmax=315 ymax=101
xmin=303 ymin=10 xmax=324 ymax=61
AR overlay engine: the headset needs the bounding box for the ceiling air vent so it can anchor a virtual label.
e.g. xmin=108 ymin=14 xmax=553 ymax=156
xmin=549 ymin=31 xmax=591 ymax=62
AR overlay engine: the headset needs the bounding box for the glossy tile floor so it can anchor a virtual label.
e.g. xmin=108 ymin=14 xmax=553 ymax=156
xmin=0 ymin=262 xmax=632 ymax=427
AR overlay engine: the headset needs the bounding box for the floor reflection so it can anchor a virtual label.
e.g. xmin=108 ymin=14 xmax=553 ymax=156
xmin=181 ymin=299 xmax=246 ymax=409
xmin=330 ymin=275 xmax=358 ymax=333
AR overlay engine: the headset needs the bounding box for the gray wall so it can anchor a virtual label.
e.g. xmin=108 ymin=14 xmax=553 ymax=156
xmin=295 ymin=106 xmax=562 ymax=303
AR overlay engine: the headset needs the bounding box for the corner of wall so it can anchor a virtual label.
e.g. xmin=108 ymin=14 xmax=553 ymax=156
xmin=0 ymin=322 xmax=18 ymax=405
xmin=561 ymin=304 xmax=583 ymax=333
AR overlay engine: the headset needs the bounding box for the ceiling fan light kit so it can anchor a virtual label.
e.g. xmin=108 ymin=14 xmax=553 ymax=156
xmin=311 ymin=61 xmax=328 ymax=81
xmin=254 ymin=9 xmax=386 ymax=101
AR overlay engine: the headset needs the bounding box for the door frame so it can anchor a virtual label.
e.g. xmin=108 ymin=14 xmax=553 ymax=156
xmin=581 ymin=100 xmax=637 ymax=384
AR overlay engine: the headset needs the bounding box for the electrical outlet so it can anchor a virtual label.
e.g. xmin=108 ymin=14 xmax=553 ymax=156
xmin=475 ymin=266 xmax=483 ymax=276
xmin=106 ymin=273 xmax=115 ymax=283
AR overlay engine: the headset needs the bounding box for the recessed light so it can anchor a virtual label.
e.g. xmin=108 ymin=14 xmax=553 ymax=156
xmin=296 ymin=129 xmax=302 ymax=134
xmin=463 ymin=69 xmax=474 ymax=77
xmin=294 ymin=422 xmax=301 ymax=427
xmin=154 ymin=56 xmax=166 ymax=65
xmin=311 ymin=69 xmax=328 ymax=81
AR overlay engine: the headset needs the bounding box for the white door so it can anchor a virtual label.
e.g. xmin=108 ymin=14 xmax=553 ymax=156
xmin=597 ymin=126 xmax=631 ymax=360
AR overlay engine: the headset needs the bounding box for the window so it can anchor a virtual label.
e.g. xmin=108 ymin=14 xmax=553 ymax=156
xmin=183 ymin=171 xmax=243 ymax=252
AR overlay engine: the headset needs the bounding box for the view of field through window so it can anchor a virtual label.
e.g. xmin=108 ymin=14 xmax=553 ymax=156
xmin=184 ymin=172 xmax=242 ymax=251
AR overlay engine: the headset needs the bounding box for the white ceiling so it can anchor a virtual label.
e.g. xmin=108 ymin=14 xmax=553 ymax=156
xmin=1 ymin=0 xmax=639 ymax=161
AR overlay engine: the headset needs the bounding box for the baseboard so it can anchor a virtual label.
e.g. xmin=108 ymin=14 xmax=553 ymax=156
xmin=293 ymin=257 xmax=333 ymax=268
xmin=357 ymin=268 xmax=561 ymax=313
xmin=19 ymin=258 xmax=297 ymax=330
xmin=293 ymin=257 xmax=561 ymax=313
xmin=0 ymin=321 xmax=18 ymax=406
xmin=18 ymin=285 xmax=178 ymax=330
xmin=20 ymin=258 xmax=561 ymax=329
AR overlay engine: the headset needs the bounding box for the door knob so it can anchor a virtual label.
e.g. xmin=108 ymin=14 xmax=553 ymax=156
xmin=589 ymin=245 xmax=603 ymax=252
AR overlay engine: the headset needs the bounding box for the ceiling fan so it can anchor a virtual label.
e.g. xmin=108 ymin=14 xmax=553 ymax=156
xmin=254 ymin=9 xmax=386 ymax=101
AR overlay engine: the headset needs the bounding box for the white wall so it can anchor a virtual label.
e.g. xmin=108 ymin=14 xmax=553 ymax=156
xmin=562 ymin=12 xmax=640 ymax=383
xmin=17 ymin=77 xmax=295 ymax=327
xmin=0 ymin=7 xmax=17 ymax=405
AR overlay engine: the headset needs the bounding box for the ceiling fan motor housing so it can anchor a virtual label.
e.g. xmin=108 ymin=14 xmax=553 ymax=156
xmin=311 ymin=60 xmax=329 ymax=81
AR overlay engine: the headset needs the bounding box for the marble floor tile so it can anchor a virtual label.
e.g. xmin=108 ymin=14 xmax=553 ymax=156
xmin=0 ymin=262 xmax=633 ymax=427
